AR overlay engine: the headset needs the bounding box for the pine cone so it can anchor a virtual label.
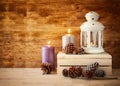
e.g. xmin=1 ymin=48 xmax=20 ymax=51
xmin=62 ymin=69 xmax=68 ymax=77
xmin=78 ymin=48 xmax=85 ymax=54
xmin=41 ymin=62 xmax=52 ymax=74
xmin=68 ymin=66 xmax=78 ymax=78
xmin=95 ymin=70 xmax=105 ymax=77
xmin=86 ymin=62 xmax=99 ymax=73
xmin=82 ymin=70 xmax=93 ymax=79
xmin=72 ymin=48 xmax=78 ymax=54
xmin=64 ymin=43 xmax=75 ymax=54
xmin=75 ymin=66 xmax=83 ymax=77
xmin=82 ymin=62 xmax=99 ymax=79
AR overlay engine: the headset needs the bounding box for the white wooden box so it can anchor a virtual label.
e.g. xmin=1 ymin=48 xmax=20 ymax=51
xmin=57 ymin=52 xmax=112 ymax=76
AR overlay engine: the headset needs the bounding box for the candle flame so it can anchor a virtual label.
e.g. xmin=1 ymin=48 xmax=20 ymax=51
xmin=48 ymin=40 xmax=51 ymax=45
xmin=68 ymin=28 xmax=71 ymax=34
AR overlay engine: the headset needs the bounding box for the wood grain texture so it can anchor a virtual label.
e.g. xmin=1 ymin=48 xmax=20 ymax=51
xmin=0 ymin=68 xmax=120 ymax=86
xmin=0 ymin=0 xmax=120 ymax=68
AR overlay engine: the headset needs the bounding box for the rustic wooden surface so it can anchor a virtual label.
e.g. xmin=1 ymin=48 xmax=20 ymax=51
xmin=0 ymin=0 xmax=120 ymax=68
xmin=0 ymin=68 xmax=120 ymax=86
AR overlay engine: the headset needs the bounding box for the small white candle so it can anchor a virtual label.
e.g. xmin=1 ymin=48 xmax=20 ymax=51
xmin=90 ymin=42 xmax=96 ymax=47
xmin=62 ymin=29 xmax=75 ymax=49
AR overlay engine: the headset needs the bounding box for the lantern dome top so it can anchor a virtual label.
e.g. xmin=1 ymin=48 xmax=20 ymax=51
xmin=85 ymin=11 xmax=99 ymax=22
xmin=80 ymin=11 xmax=105 ymax=31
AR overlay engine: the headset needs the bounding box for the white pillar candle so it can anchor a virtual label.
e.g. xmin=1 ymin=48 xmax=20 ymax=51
xmin=98 ymin=31 xmax=101 ymax=48
xmin=62 ymin=29 xmax=75 ymax=49
xmin=87 ymin=31 xmax=90 ymax=48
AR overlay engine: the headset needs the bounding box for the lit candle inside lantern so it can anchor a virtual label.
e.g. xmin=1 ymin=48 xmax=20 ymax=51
xmin=62 ymin=28 xmax=75 ymax=50
xmin=93 ymin=32 xmax=97 ymax=45
xmin=90 ymin=42 xmax=96 ymax=47
xmin=42 ymin=40 xmax=55 ymax=68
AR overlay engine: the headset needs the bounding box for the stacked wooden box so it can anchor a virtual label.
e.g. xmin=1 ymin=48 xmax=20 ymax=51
xmin=57 ymin=52 xmax=112 ymax=76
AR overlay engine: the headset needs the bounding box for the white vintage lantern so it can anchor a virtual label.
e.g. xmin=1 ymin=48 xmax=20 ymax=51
xmin=80 ymin=11 xmax=105 ymax=53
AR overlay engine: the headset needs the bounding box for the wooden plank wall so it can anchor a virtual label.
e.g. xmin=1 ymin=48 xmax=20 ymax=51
xmin=0 ymin=0 xmax=120 ymax=68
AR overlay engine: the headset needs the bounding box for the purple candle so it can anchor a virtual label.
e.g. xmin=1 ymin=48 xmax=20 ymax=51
xmin=42 ymin=41 xmax=55 ymax=68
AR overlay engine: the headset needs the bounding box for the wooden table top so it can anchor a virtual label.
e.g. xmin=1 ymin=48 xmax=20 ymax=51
xmin=0 ymin=68 xmax=120 ymax=86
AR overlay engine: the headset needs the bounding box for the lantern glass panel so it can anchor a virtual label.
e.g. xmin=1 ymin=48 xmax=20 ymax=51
xmin=81 ymin=31 xmax=87 ymax=47
xmin=81 ymin=31 xmax=104 ymax=48
xmin=90 ymin=31 xmax=98 ymax=48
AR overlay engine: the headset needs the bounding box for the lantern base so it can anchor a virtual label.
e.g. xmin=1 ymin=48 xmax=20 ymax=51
xmin=84 ymin=47 xmax=104 ymax=54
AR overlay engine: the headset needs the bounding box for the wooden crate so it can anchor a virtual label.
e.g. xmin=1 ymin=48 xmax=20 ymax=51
xmin=57 ymin=52 xmax=112 ymax=76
